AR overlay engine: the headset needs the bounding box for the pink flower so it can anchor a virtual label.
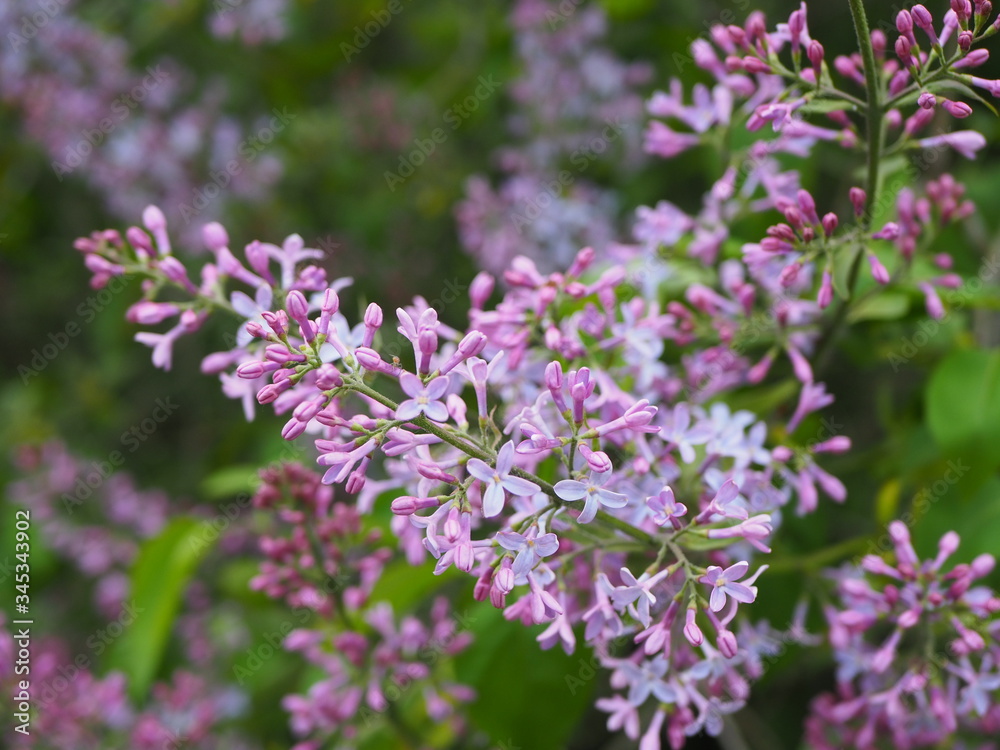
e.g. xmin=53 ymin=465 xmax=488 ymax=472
xmin=700 ymin=561 xmax=757 ymax=612
xmin=395 ymin=373 xmax=450 ymax=422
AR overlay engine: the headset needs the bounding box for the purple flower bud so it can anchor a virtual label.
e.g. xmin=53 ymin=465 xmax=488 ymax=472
xmin=817 ymin=271 xmax=834 ymax=309
xmin=315 ymin=365 xmax=343 ymax=390
xmin=807 ymin=40 xmax=825 ymax=75
xmin=473 ymin=568 xmax=492 ymax=602
xmin=872 ymin=222 xmax=901 ymax=241
xmin=747 ymin=351 xmax=775 ymax=383
xmin=126 ymin=226 xmax=154 ymax=256
xmin=390 ymin=496 xmax=439 ymax=515
xmin=918 ymin=92 xmax=937 ymax=109
xmin=919 ymin=282 xmax=945 ymax=319
xmin=896 ymin=10 xmax=914 ymax=34
xmin=261 ymin=310 xmax=288 ymax=338
xmin=202 ymin=222 xmax=229 ymax=252
xmin=959 ymin=29 xmax=973 ymax=49
xmin=742 ymin=56 xmax=772 ymax=74
xmin=285 ymin=290 xmax=310 ymax=325
xmin=281 ymin=417 xmax=308 ymax=441
xmin=911 ymin=5 xmax=933 ymax=30
xmin=264 ymin=344 xmax=304 ymax=364
xmin=567 ymin=246 xmax=596 ymax=277
xmin=545 ymin=361 xmax=567 ymax=412
xmin=363 ymin=300 xmax=383 ymax=328
xmin=579 ymin=445 xmax=612 ymax=473
xmin=200 ymin=351 xmax=238 ymax=374
xmin=868 ymin=254 xmax=891 ymax=284
xmin=683 ymin=609 xmax=703 ymax=646
xmin=127 ymin=301 xmax=180 ymax=325
xmin=850 ymin=187 xmax=867 ymax=217
xmin=779 ymin=262 xmax=802 ymax=288
xmin=245 ymin=321 xmax=269 ymax=340
xmin=717 ymin=629 xmax=739 ymax=658
xmin=495 ymin=557 xmax=515 ymax=594
xmin=257 ymin=380 xmax=291 ymax=404
xmin=158 ymin=256 xmax=189 ymax=285
xmin=142 ymin=205 xmax=167 ymax=232
xmin=293 ymin=397 xmax=325 ymax=423
xmin=236 ymin=360 xmax=273 ymax=379
xmin=788 ymin=9 xmax=805 ymax=52
xmin=953 ymin=48 xmax=990 ymax=68
xmin=895 ymin=36 xmax=914 ymax=67
xmin=971 ymin=553 xmax=996 ymax=577
xmin=469 ymin=271 xmax=495 ymax=309
xmin=772 ymin=445 xmax=793 ymax=462
xmin=942 ymin=100 xmax=973 ymax=118
xmin=786 ymin=344 xmax=814 ymax=384
xmin=820 ymin=212 xmax=838 ymax=237
xmin=354 ymin=347 xmax=393 ymax=375
xmin=814 ymin=436 xmax=851 ymax=453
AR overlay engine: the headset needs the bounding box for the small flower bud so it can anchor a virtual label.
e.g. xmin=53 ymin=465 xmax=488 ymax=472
xmin=202 ymin=222 xmax=229 ymax=252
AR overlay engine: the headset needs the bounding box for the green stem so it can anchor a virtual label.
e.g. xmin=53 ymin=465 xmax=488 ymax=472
xmin=848 ymin=0 xmax=883 ymax=228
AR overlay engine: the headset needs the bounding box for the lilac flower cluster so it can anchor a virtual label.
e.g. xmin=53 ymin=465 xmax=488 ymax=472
xmin=3 ymin=444 xmax=260 ymax=749
xmin=0 ymin=621 xmax=256 ymax=750
xmin=250 ymin=463 xmax=474 ymax=749
xmin=8 ymin=442 xmax=170 ymax=618
xmin=72 ymin=201 xmax=852 ymax=745
xmin=455 ymin=0 xmax=652 ymax=273
xmin=807 ymin=522 xmax=1000 ymax=749
xmin=67 ymin=1 xmax=1000 ymax=747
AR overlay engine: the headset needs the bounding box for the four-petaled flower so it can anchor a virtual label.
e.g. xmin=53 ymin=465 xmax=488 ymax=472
xmin=467 ymin=442 xmax=541 ymax=518
xmin=646 ymin=486 xmax=687 ymax=527
xmin=700 ymin=561 xmax=756 ymax=612
xmin=554 ymin=469 xmax=629 ymax=524
xmin=395 ymin=372 xmax=450 ymax=422
xmin=495 ymin=529 xmax=559 ymax=577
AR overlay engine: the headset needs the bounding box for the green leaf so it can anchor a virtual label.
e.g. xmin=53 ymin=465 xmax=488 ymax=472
xmin=106 ymin=517 xmax=217 ymax=700
xmin=199 ymin=464 xmax=261 ymax=500
xmin=455 ymin=606 xmax=594 ymax=748
xmin=847 ymin=292 xmax=910 ymax=323
xmin=926 ymin=348 xmax=1000 ymax=461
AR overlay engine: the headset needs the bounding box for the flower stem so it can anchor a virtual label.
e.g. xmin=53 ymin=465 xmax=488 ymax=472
xmin=848 ymin=0 xmax=883 ymax=227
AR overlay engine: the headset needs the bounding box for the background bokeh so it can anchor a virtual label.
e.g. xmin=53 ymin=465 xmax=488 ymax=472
xmin=3 ymin=1 xmax=1000 ymax=748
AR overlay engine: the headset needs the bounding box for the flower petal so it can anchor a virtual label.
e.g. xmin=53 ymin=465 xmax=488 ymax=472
xmin=554 ymin=479 xmax=588 ymax=502
xmin=422 ymin=401 xmax=450 ymax=423
xmin=425 ymin=375 xmax=450 ymax=400
xmin=533 ymin=533 xmax=560 ymax=557
xmin=495 ymin=441 xmax=515 ymax=475
xmin=495 ymin=530 xmax=525 ymax=551
xmin=395 ymin=399 xmax=422 ymax=421
xmin=466 ymin=458 xmax=494 ymax=483
xmin=577 ymin=495 xmax=599 ymax=524
xmin=482 ymin=482 xmax=506 ymax=518
xmin=502 ymin=475 xmax=540 ymax=497
xmin=398 ymin=372 xmax=424 ymax=399
xmin=597 ymin=488 xmax=629 ymax=509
